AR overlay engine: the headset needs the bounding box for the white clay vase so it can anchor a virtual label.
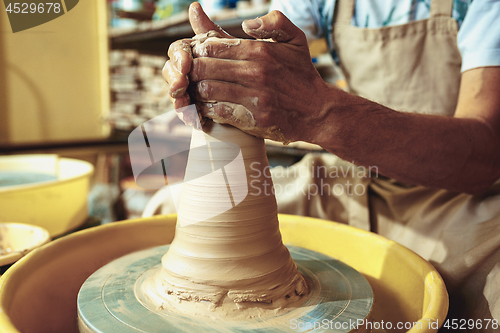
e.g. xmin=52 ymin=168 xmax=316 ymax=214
xmin=157 ymin=122 xmax=306 ymax=309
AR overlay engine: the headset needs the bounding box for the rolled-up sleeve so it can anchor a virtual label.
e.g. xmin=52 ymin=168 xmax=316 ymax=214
xmin=458 ymin=0 xmax=500 ymax=72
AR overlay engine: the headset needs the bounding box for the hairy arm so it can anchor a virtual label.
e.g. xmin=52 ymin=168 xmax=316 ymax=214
xmin=316 ymin=67 xmax=500 ymax=193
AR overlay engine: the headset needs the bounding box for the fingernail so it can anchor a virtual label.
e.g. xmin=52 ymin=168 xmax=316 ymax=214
xmin=244 ymin=18 xmax=262 ymax=30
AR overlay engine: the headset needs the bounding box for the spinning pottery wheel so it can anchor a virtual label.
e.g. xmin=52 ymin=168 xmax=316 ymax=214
xmin=0 ymin=214 xmax=448 ymax=333
xmin=77 ymin=245 xmax=372 ymax=333
xmin=78 ymin=122 xmax=373 ymax=332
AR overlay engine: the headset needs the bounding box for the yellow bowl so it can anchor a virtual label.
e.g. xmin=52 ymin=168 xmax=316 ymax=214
xmin=0 ymin=214 xmax=448 ymax=333
xmin=0 ymin=223 xmax=50 ymax=266
xmin=0 ymin=155 xmax=94 ymax=237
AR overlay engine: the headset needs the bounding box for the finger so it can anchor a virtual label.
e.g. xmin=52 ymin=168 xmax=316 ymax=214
xmin=163 ymin=61 xmax=189 ymax=98
xmin=191 ymin=37 xmax=242 ymax=59
xmin=162 ymin=60 xmax=173 ymax=83
xmin=167 ymin=39 xmax=193 ymax=75
xmin=190 ymin=58 xmax=258 ymax=85
xmin=167 ymin=39 xmax=192 ymax=59
xmin=199 ymin=102 xmax=292 ymax=143
xmin=198 ymin=102 xmax=256 ymax=130
xmin=172 ymin=94 xmax=191 ymax=110
xmin=189 ymin=2 xmax=232 ymax=37
xmin=242 ymin=10 xmax=308 ymax=47
xmin=196 ymin=80 xmax=262 ymax=109
xmin=199 ymin=102 xmax=233 ymax=120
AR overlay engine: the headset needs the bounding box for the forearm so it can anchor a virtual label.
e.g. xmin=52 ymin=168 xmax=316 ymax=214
xmin=315 ymin=85 xmax=500 ymax=193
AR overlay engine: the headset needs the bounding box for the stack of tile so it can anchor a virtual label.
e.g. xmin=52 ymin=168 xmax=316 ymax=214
xmin=108 ymin=50 xmax=173 ymax=131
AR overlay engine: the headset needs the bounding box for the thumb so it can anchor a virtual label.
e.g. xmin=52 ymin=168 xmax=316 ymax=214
xmin=189 ymin=2 xmax=232 ymax=37
xmin=242 ymin=10 xmax=307 ymax=46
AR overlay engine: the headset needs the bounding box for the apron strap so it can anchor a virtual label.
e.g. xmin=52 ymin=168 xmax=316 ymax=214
xmin=430 ymin=0 xmax=454 ymax=17
xmin=335 ymin=0 xmax=356 ymax=25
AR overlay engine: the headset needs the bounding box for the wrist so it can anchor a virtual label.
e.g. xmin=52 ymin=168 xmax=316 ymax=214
xmin=309 ymin=83 xmax=350 ymax=150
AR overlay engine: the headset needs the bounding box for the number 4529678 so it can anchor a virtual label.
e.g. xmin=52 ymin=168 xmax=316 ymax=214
xmin=5 ymin=3 xmax=62 ymax=14
xmin=442 ymin=319 xmax=499 ymax=330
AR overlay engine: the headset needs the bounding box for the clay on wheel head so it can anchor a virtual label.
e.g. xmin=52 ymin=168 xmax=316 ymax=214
xmin=140 ymin=122 xmax=308 ymax=319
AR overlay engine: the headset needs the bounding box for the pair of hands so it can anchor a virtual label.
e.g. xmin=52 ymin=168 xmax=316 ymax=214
xmin=162 ymin=2 xmax=331 ymax=143
xmin=163 ymin=3 xmax=500 ymax=194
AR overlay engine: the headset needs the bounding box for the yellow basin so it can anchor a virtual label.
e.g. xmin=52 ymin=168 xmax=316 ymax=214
xmin=0 ymin=155 xmax=94 ymax=237
xmin=0 ymin=223 xmax=50 ymax=266
xmin=0 ymin=214 xmax=448 ymax=333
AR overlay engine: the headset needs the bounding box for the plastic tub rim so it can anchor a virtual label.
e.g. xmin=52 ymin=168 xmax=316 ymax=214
xmin=0 ymin=214 xmax=448 ymax=333
xmin=0 ymin=158 xmax=94 ymax=194
xmin=0 ymin=222 xmax=51 ymax=266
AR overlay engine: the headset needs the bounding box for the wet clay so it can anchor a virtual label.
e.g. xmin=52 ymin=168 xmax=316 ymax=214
xmin=140 ymin=122 xmax=307 ymax=319
xmin=191 ymin=31 xmax=242 ymax=57
xmin=204 ymin=102 xmax=290 ymax=144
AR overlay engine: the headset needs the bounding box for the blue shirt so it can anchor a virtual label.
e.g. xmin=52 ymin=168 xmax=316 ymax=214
xmin=270 ymin=0 xmax=500 ymax=72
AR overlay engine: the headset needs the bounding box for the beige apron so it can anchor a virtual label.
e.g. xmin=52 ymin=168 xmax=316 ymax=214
xmin=273 ymin=0 xmax=500 ymax=327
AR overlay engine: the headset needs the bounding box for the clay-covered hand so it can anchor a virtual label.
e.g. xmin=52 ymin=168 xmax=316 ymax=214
xmin=162 ymin=2 xmax=235 ymax=111
xmin=190 ymin=10 xmax=330 ymax=143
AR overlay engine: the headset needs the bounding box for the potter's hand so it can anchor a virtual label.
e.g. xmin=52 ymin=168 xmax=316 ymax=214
xmin=190 ymin=10 xmax=329 ymax=143
xmin=162 ymin=2 xmax=234 ymax=110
